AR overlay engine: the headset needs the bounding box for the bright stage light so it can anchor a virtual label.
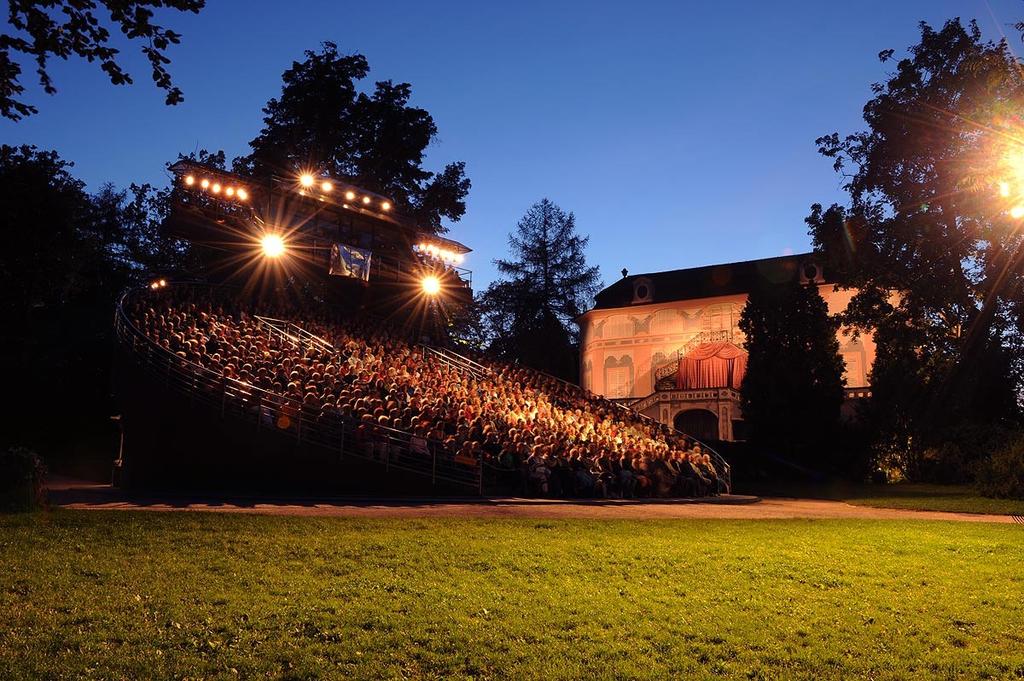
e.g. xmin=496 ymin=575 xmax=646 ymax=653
xmin=999 ymin=181 xmax=1011 ymax=198
xmin=321 ymin=181 xmax=333 ymax=193
xmin=184 ymin=175 xmax=195 ymax=186
xmin=158 ymin=278 xmax=167 ymax=287
xmin=200 ymin=178 xmax=210 ymax=189
xmin=237 ymin=188 xmax=248 ymax=201
xmin=1010 ymin=205 xmax=1024 ymax=219
xmin=421 ymin=275 xmax=441 ymax=295
xmin=211 ymin=183 xmax=222 ymax=194
xmin=345 ymin=190 xmax=356 ymax=201
xmin=362 ymin=196 xmax=371 ymax=205
xmin=261 ymin=234 xmax=286 ymax=258
xmin=381 ymin=201 xmax=391 ymax=211
xmin=299 ymin=173 xmax=315 ymax=188
xmin=225 ymin=187 xmax=235 ymax=197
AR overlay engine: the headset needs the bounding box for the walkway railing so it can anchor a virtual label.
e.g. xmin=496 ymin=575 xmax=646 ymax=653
xmin=254 ymin=315 xmax=338 ymax=357
xmin=115 ymin=285 xmax=481 ymax=491
xmin=432 ymin=353 xmax=732 ymax=493
xmin=653 ymin=329 xmax=737 ymax=383
xmin=421 ymin=345 xmax=492 ymax=381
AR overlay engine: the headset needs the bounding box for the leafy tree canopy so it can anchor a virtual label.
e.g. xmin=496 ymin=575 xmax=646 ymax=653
xmin=806 ymin=19 xmax=1024 ymax=438
xmin=0 ymin=144 xmax=190 ymax=452
xmin=1 ymin=143 xmax=95 ymax=313
xmin=1 ymin=0 xmax=204 ymax=121
xmin=236 ymin=42 xmax=469 ymax=233
xmin=478 ymin=199 xmax=600 ymax=380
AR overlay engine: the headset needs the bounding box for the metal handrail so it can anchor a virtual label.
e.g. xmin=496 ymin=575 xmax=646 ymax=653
xmin=547 ymin=370 xmax=730 ymax=492
xmin=370 ymin=251 xmax=473 ymax=289
xmin=254 ymin=315 xmax=338 ymax=357
xmin=429 ymin=351 xmax=732 ymax=493
xmin=116 ymin=286 xmax=482 ymax=490
xmin=653 ymin=329 xmax=738 ymax=382
xmin=421 ymin=345 xmax=492 ymax=381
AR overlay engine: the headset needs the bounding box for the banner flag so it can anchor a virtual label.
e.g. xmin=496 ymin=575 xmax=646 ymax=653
xmin=329 ymin=243 xmax=372 ymax=281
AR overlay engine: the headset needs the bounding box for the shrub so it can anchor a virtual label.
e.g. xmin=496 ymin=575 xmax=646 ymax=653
xmin=0 ymin=446 xmax=46 ymax=511
xmin=975 ymin=435 xmax=1024 ymax=500
xmin=920 ymin=442 xmax=971 ymax=484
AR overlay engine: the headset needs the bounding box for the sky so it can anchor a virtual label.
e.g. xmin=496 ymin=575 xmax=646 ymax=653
xmin=3 ymin=0 xmax=1024 ymax=290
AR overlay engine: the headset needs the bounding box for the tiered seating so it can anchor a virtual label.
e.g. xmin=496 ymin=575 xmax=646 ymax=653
xmin=123 ymin=284 xmax=729 ymax=497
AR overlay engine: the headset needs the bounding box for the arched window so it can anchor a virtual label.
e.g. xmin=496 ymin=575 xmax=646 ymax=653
xmin=841 ymin=338 xmax=868 ymax=388
xmin=582 ymin=360 xmax=593 ymax=391
xmin=603 ymin=355 xmax=634 ymax=398
xmin=603 ymin=315 xmax=635 ymax=339
xmin=650 ymin=309 xmax=681 ymax=335
xmin=702 ymin=303 xmax=739 ymax=335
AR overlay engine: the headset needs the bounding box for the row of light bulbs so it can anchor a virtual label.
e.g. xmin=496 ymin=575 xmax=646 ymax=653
xmin=298 ymin=173 xmax=391 ymax=212
xmin=149 ymin=278 xmax=168 ymax=290
xmin=415 ymin=242 xmax=465 ymax=265
xmin=183 ymin=175 xmax=249 ymax=201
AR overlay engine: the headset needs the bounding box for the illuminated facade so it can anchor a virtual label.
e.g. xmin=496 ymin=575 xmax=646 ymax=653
xmin=578 ymin=254 xmax=875 ymax=441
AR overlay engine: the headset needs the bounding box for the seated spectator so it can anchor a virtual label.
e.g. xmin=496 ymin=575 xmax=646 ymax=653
xmin=130 ymin=285 xmax=729 ymax=499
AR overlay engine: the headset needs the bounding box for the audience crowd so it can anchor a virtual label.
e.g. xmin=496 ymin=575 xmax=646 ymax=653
xmin=128 ymin=287 xmax=728 ymax=497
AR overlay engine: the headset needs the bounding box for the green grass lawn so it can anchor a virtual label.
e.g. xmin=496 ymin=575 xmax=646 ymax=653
xmin=2 ymin=512 xmax=1023 ymax=680
xmin=740 ymin=480 xmax=1024 ymax=516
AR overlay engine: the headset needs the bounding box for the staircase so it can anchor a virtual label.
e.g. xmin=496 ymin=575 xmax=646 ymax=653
xmin=652 ymin=329 xmax=738 ymax=385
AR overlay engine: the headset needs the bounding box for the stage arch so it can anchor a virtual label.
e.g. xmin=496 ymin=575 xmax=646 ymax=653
xmin=674 ymin=408 xmax=719 ymax=442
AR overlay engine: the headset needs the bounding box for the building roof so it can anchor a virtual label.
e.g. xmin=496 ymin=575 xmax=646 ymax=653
xmin=591 ymin=252 xmax=827 ymax=310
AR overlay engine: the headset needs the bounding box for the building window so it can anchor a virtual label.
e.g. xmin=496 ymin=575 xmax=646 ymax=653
xmin=650 ymin=309 xmax=681 ymax=335
xmin=603 ymin=315 xmax=634 ymax=340
xmin=702 ymin=303 xmax=738 ymax=334
xmin=604 ymin=355 xmax=634 ymax=398
xmin=842 ymin=338 xmax=868 ymax=387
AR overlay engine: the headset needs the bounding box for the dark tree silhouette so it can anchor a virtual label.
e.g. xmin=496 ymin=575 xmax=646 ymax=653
xmin=1 ymin=144 xmax=98 ymax=316
xmin=806 ymin=19 xmax=1024 ymax=463
xmin=739 ymin=280 xmax=846 ymax=463
xmin=237 ymin=42 xmax=469 ymax=233
xmin=91 ymin=182 xmax=194 ymax=278
xmin=479 ymin=199 xmax=600 ymax=380
xmin=0 ymin=144 xmax=190 ymax=461
xmin=0 ymin=0 xmax=205 ymax=121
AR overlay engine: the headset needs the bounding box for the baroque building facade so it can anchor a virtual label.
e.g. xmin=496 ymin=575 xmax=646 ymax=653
xmin=578 ymin=254 xmax=875 ymax=442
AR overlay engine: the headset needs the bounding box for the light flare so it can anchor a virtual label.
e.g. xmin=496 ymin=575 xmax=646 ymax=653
xmin=261 ymin=234 xmax=286 ymax=258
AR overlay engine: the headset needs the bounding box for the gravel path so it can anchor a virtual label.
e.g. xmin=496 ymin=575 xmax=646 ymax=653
xmin=45 ymin=478 xmax=1020 ymax=524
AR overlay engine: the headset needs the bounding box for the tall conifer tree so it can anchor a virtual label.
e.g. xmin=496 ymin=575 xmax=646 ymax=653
xmin=479 ymin=199 xmax=600 ymax=380
xmin=739 ymin=280 xmax=846 ymax=463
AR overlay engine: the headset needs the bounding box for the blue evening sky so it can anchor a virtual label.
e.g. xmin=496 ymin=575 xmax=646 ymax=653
xmin=3 ymin=1 xmax=1022 ymax=290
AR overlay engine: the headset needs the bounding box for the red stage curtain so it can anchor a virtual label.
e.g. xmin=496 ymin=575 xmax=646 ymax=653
xmin=676 ymin=341 xmax=747 ymax=390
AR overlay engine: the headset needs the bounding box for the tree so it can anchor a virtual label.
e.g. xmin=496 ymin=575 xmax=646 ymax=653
xmin=738 ymin=280 xmax=846 ymax=464
xmin=478 ymin=199 xmax=600 ymax=380
xmin=0 ymin=144 xmax=190 ymax=459
xmin=807 ymin=19 xmax=1024 ymax=465
xmin=0 ymin=144 xmax=98 ymax=317
xmin=1 ymin=144 xmax=113 ymax=453
xmin=237 ymin=42 xmax=469 ymax=233
xmin=1 ymin=0 xmax=205 ymax=121
xmin=90 ymin=182 xmax=195 ymax=279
